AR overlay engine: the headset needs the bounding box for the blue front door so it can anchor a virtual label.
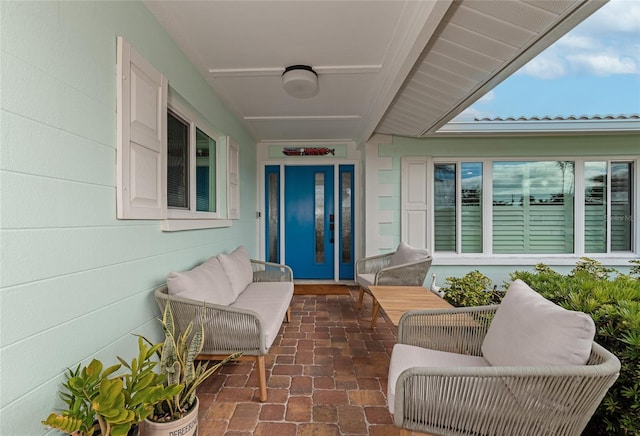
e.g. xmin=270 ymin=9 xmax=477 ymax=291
xmin=284 ymin=165 xmax=334 ymax=279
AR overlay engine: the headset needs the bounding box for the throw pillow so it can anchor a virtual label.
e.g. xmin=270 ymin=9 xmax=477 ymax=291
xmin=167 ymin=256 xmax=236 ymax=305
xmin=218 ymin=246 xmax=254 ymax=297
xmin=481 ymin=279 xmax=595 ymax=366
xmin=389 ymin=241 xmax=431 ymax=267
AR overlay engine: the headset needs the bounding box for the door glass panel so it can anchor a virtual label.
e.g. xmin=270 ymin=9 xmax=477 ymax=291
xmin=315 ymin=172 xmax=324 ymax=263
xmin=167 ymin=111 xmax=189 ymax=209
xmin=341 ymin=172 xmax=352 ymax=263
xmin=195 ymin=128 xmax=216 ymax=212
xmin=268 ymin=172 xmax=280 ymax=263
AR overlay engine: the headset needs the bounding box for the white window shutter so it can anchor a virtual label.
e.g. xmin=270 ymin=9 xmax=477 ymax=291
xmin=401 ymin=157 xmax=428 ymax=248
xmin=116 ymin=37 xmax=167 ymax=219
xmin=227 ymin=137 xmax=240 ymax=219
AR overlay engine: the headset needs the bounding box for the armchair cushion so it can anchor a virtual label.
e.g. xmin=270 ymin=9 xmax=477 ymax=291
xmin=356 ymin=273 xmax=375 ymax=287
xmin=482 ymin=279 xmax=595 ymax=367
xmin=167 ymin=256 xmax=236 ymax=306
xmin=388 ymin=343 xmax=490 ymax=414
xmin=389 ymin=242 xmax=430 ymax=267
xmin=218 ymin=246 xmax=254 ymax=298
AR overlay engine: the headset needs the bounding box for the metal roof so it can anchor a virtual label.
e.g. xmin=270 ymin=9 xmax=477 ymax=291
xmin=474 ymin=114 xmax=640 ymax=121
xmin=436 ymin=113 xmax=640 ymax=135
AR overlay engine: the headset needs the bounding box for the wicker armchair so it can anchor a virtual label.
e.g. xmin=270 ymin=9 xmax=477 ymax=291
xmin=389 ymin=305 xmax=621 ymax=436
xmin=155 ymin=259 xmax=293 ymax=402
xmin=355 ymin=245 xmax=432 ymax=312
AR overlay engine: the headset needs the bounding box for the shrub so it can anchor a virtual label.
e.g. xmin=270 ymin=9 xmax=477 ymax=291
xmin=441 ymin=270 xmax=504 ymax=307
xmin=510 ymin=258 xmax=640 ymax=436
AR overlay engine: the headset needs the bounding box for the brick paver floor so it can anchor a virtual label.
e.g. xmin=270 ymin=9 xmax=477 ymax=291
xmin=195 ymin=286 xmax=421 ymax=435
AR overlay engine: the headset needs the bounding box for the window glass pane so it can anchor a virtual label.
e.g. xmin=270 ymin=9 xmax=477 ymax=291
xmin=493 ymin=161 xmax=574 ymax=254
xmin=315 ymin=173 xmax=324 ymax=263
xmin=434 ymin=164 xmax=456 ymax=251
xmin=267 ymin=172 xmax=280 ymax=263
xmin=585 ymin=161 xmax=607 ymax=252
xmin=167 ymin=111 xmax=189 ymax=209
xmin=341 ymin=171 xmax=352 ymax=263
xmin=611 ymin=162 xmax=633 ymax=251
xmin=195 ymin=128 xmax=216 ymax=212
xmin=461 ymin=162 xmax=482 ymax=253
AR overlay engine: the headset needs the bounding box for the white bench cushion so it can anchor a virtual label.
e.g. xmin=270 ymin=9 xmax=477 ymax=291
xmin=231 ymin=281 xmax=294 ymax=347
xmin=482 ymin=279 xmax=595 ymax=367
xmin=218 ymin=246 xmax=254 ymax=298
xmin=167 ymin=256 xmax=235 ymax=306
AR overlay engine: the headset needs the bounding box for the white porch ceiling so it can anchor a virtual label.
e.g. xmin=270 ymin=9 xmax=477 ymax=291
xmin=144 ymin=0 xmax=606 ymax=143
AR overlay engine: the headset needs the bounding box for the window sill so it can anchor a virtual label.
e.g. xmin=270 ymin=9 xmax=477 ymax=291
xmin=433 ymin=253 xmax=636 ymax=266
xmin=162 ymin=219 xmax=232 ymax=232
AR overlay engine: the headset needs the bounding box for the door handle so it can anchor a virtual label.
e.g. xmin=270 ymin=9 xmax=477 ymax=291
xmin=329 ymin=214 xmax=334 ymax=243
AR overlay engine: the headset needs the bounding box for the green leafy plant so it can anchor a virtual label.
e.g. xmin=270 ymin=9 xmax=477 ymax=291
xmin=145 ymin=302 xmax=241 ymax=422
xmin=441 ymin=270 xmax=503 ymax=307
xmin=511 ymin=258 xmax=640 ymax=435
xmin=42 ymin=337 xmax=181 ymax=436
xmin=629 ymin=259 xmax=640 ymax=278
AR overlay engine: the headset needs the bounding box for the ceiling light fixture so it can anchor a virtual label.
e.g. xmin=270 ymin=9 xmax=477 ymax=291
xmin=282 ymin=65 xmax=319 ymax=98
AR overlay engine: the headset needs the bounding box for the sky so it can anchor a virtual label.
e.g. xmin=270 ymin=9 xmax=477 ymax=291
xmin=453 ymin=0 xmax=640 ymax=121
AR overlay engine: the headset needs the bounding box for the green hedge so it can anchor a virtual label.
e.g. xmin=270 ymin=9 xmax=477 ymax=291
xmin=510 ymin=259 xmax=640 ymax=435
xmin=440 ymin=259 xmax=640 ymax=435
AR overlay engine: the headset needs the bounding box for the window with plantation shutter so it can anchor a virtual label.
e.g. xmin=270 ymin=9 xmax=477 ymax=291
xmin=116 ymin=37 xmax=230 ymax=230
xmin=492 ymin=161 xmax=575 ymax=254
xmin=585 ymin=161 xmax=633 ymax=253
xmin=167 ymin=111 xmax=189 ymax=209
xmin=433 ymin=162 xmax=483 ymax=253
xmin=401 ymin=157 xmax=634 ymax=257
xmin=164 ymin=96 xmax=227 ymax=229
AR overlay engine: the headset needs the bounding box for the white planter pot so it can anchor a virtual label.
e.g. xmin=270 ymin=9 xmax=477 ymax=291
xmin=141 ymin=398 xmax=198 ymax=436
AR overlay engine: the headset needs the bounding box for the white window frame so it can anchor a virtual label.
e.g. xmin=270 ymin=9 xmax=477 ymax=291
xmin=419 ymin=156 xmax=638 ymax=263
xmin=162 ymin=95 xmax=231 ymax=231
xmin=116 ymin=37 xmax=234 ymax=231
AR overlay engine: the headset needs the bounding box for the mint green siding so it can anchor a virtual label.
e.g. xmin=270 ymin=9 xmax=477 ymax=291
xmin=0 ymin=2 xmax=256 ymax=434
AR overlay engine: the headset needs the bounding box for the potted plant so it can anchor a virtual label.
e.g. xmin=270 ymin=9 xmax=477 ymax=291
xmin=141 ymin=302 xmax=241 ymax=436
xmin=42 ymin=337 xmax=182 ymax=436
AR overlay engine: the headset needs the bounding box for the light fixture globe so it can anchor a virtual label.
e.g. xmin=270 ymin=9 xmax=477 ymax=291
xmin=282 ymin=65 xmax=318 ymax=98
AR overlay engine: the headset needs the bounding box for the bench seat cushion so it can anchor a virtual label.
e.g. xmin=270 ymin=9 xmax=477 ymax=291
xmin=231 ymin=281 xmax=294 ymax=347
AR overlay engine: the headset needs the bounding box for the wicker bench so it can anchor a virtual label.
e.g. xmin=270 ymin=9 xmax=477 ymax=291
xmin=155 ymin=246 xmax=293 ymax=402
